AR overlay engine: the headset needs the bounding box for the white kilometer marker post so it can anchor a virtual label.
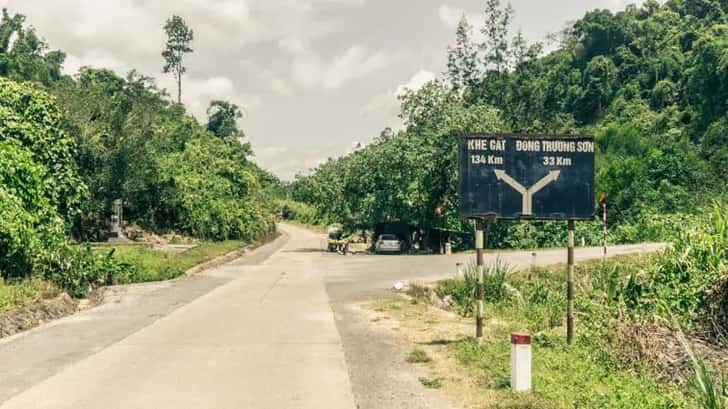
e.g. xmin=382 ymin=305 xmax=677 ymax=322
xmin=511 ymin=332 xmax=532 ymax=392
xmin=494 ymin=170 xmax=560 ymax=216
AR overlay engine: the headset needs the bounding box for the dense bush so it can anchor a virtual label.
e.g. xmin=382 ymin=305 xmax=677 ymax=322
xmin=160 ymin=135 xmax=275 ymax=241
xmin=643 ymin=202 xmax=728 ymax=333
xmin=0 ymin=77 xmax=85 ymax=218
xmin=0 ymin=187 xmax=41 ymax=279
xmin=0 ymin=77 xmax=122 ymax=295
xmin=278 ymin=200 xmax=327 ymax=226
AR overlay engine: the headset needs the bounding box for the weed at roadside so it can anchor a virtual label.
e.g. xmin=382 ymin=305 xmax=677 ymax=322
xmin=419 ymin=377 xmax=443 ymax=389
xmin=407 ymin=348 xmax=432 ymax=363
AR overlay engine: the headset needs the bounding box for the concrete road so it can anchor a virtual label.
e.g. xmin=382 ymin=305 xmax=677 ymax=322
xmin=0 ymin=223 xmax=664 ymax=409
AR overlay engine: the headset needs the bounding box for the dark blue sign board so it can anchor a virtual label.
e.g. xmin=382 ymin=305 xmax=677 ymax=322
xmin=459 ymin=134 xmax=595 ymax=220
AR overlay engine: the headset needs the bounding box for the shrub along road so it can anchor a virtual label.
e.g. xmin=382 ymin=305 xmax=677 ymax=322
xmin=0 ymin=224 xmax=664 ymax=409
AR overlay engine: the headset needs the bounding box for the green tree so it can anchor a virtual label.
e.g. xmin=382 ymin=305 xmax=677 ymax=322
xmin=162 ymin=15 xmax=194 ymax=104
xmin=207 ymin=100 xmax=243 ymax=139
xmin=578 ymin=55 xmax=617 ymax=122
xmin=447 ymin=15 xmax=479 ymax=93
xmin=480 ymin=0 xmax=513 ymax=73
xmin=0 ymin=9 xmax=65 ymax=85
xmin=687 ymin=24 xmax=728 ymax=130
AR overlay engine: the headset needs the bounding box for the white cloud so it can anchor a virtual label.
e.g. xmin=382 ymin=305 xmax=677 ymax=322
xmin=157 ymin=75 xmax=262 ymax=121
xmin=362 ymin=69 xmax=436 ymax=120
xmin=438 ymin=5 xmax=464 ymax=30
xmin=292 ymin=46 xmax=392 ymax=90
xmin=395 ymin=69 xmax=437 ymax=97
xmin=240 ymin=60 xmax=293 ymax=96
xmin=252 ymin=144 xmax=331 ymax=180
xmin=257 ymin=145 xmax=290 ymax=159
xmin=438 ymin=4 xmax=485 ymax=43
xmin=63 ymin=51 xmax=125 ymax=75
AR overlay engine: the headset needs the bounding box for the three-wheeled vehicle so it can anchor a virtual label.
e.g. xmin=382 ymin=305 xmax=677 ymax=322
xmin=327 ymin=224 xmax=347 ymax=253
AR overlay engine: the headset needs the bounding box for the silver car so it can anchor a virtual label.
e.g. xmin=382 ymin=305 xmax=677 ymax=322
xmin=375 ymin=234 xmax=402 ymax=254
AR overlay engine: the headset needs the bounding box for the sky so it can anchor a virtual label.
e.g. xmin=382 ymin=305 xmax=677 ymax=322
xmin=0 ymin=0 xmax=641 ymax=180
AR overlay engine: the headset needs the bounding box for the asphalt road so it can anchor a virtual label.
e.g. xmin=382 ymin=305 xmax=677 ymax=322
xmin=0 ymin=223 xmax=664 ymax=409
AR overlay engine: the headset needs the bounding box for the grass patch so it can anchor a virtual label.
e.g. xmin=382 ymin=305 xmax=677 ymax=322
xmin=419 ymin=377 xmax=443 ymax=389
xmin=368 ymin=252 xmax=701 ymax=408
xmin=449 ymin=336 xmax=690 ymax=408
xmin=435 ymin=254 xmax=696 ymax=408
xmin=0 ymin=278 xmax=57 ymax=313
xmin=0 ymin=240 xmax=248 ymax=316
xmin=407 ymin=348 xmax=432 ymax=363
xmin=99 ymin=241 xmax=245 ymax=283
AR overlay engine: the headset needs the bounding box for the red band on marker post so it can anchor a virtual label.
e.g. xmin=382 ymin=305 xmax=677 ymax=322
xmin=511 ymin=333 xmax=531 ymax=345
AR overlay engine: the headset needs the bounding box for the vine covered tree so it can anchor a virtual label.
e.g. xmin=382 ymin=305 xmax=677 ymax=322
xmin=162 ymin=15 xmax=194 ymax=104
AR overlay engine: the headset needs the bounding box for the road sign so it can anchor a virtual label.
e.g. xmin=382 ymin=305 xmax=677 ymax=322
xmin=459 ymin=134 xmax=595 ymax=220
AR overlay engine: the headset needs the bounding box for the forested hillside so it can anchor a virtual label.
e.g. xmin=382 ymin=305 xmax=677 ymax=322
xmin=0 ymin=9 xmax=276 ymax=294
xmin=290 ymin=0 xmax=728 ymax=248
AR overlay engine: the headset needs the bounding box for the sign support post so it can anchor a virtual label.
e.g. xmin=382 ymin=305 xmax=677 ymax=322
xmin=567 ymin=220 xmax=575 ymax=345
xmin=458 ymin=134 xmax=596 ymax=346
xmin=602 ymin=201 xmax=607 ymax=263
xmin=475 ymin=219 xmax=484 ymax=344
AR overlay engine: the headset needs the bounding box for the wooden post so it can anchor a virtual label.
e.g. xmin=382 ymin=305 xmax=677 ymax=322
xmin=602 ymin=202 xmax=607 ymax=263
xmin=475 ymin=219 xmax=485 ymax=344
xmin=567 ymin=220 xmax=575 ymax=345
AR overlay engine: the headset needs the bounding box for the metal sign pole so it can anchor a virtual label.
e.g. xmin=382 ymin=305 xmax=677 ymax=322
xmin=475 ymin=219 xmax=485 ymax=344
xmin=567 ymin=220 xmax=575 ymax=345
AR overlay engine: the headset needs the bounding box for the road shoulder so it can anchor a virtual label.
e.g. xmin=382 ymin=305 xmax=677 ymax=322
xmin=0 ymin=231 xmax=289 ymax=404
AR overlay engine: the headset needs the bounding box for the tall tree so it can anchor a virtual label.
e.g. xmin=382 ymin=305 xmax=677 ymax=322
xmin=446 ymin=15 xmax=479 ymax=93
xmin=162 ymin=15 xmax=193 ymax=104
xmin=480 ymin=0 xmax=513 ymax=73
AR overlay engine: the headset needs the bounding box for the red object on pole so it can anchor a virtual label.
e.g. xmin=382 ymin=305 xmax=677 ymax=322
xmin=511 ymin=333 xmax=531 ymax=345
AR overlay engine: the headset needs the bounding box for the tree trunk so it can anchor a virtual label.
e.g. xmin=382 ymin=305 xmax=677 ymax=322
xmin=177 ymin=72 xmax=182 ymax=104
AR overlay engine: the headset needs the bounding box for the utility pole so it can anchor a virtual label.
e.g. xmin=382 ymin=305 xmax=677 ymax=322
xmin=567 ymin=220 xmax=575 ymax=345
xmin=475 ymin=219 xmax=484 ymax=344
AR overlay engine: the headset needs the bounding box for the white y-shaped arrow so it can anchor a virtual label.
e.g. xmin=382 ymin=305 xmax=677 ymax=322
xmin=495 ymin=170 xmax=561 ymax=215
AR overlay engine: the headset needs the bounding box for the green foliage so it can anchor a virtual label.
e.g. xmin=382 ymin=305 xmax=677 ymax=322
xmin=292 ymin=0 xmax=726 ymax=245
xmin=450 ymin=336 xmax=690 ymax=408
xmin=435 ymin=260 xmax=508 ymax=317
xmin=51 ymin=68 xmax=272 ymax=242
xmin=278 ymin=200 xmax=326 ymax=226
xmin=418 ymin=377 xmax=443 ymax=389
xmin=640 ymin=202 xmax=728 ymax=330
xmin=207 ymin=100 xmax=245 ymax=140
xmin=0 ymin=9 xmax=65 ymax=86
xmin=406 ymin=348 xmax=432 ymax=363
xmin=0 ymin=276 xmax=52 ymax=313
xmin=37 ymin=244 xmax=121 ymax=298
xmin=680 ymin=328 xmax=728 ymax=409
xmin=292 ymin=97 xmax=504 ymax=234
xmin=0 ymin=76 xmax=85 ymax=218
xmin=0 ymin=11 xmax=276 ymax=299
xmin=0 ymin=79 xmax=91 ymax=287
xmin=431 ymin=204 xmax=726 ymax=407
xmin=0 ymin=186 xmax=42 ymax=279
xmin=159 ymin=135 xmax=274 ymax=241
xmin=103 ymin=240 xmax=244 ymax=283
